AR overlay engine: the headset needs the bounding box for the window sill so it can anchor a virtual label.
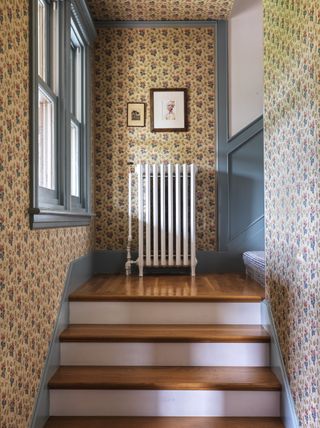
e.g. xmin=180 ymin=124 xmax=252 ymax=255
xmin=29 ymin=208 xmax=94 ymax=229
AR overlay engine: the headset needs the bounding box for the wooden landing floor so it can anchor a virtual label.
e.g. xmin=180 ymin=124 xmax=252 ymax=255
xmin=70 ymin=273 xmax=265 ymax=302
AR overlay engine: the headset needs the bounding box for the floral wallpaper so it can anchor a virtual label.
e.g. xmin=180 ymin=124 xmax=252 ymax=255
xmin=87 ymin=0 xmax=234 ymax=21
xmin=95 ymin=27 xmax=216 ymax=250
xmin=0 ymin=2 xmax=94 ymax=427
xmin=264 ymin=0 xmax=319 ymax=426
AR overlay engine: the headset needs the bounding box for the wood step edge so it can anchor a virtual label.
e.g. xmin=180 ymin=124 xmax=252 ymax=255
xmin=48 ymin=366 xmax=281 ymax=391
xmin=59 ymin=324 xmax=271 ymax=343
xmin=68 ymin=294 xmax=265 ymax=302
xmin=44 ymin=416 xmax=284 ymax=428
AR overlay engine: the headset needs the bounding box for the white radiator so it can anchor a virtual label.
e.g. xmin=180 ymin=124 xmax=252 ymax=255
xmin=126 ymin=163 xmax=198 ymax=277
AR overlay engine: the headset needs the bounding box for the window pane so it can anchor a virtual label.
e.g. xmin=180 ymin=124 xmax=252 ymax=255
xmin=71 ymin=22 xmax=83 ymax=122
xmin=71 ymin=121 xmax=80 ymax=197
xmin=70 ymin=44 xmax=76 ymax=116
xmin=38 ymin=0 xmax=47 ymax=81
xmin=38 ymin=88 xmax=56 ymax=190
xmin=51 ymin=1 xmax=59 ymax=94
xmin=75 ymin=47 xmax=83 ymax=121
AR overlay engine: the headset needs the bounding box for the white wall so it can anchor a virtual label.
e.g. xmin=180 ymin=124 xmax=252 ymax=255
xmin=228 ymin=0 xmax=263 ymax=136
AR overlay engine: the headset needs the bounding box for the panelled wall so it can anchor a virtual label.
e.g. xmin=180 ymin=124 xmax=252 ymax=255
xmin=219 ymin=0 xmax=265 ymax=253
xmin=264 ymin=0 xmax=319 ymax=426
xmin=94 ymin=27 xmax=217 ymax=251
xmin=0 ymin=2 xmax=95 ymax=427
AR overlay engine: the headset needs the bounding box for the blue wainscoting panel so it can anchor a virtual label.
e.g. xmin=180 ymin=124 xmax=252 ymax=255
xmin=218 ymin=115 xmax=264 ymax=252
xmin=94 ymin=250 xmax=244 ymax=274
xmin=228 ymin=135 xmax=264 ymax=240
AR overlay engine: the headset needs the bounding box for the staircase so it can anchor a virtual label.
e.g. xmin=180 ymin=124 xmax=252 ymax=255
xmin=44 ymin=274 xmax=283 ymax=427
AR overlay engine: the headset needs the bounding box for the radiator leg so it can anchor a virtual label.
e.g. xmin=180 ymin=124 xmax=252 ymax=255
xmin=138 ymin=262 xmax=144 ymax=277
xmin=191 ymin=258 xmax=198 ymax=277
xmin=125 ymin=259 xmax=131 ymax=276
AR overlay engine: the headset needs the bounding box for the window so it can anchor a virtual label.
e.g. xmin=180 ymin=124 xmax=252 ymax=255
xmin=37 ymin=0 xmax=59 ymax=206
xmin=30 ymin=0 xmax=96 ymax=228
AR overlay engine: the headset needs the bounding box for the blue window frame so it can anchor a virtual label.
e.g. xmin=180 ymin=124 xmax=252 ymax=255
xmin=30 ymin=0 xmax=96 ymax=229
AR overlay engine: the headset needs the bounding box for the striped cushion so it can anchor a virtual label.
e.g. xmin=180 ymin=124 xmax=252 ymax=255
xmin=243 ymin=251 xmax=265 ymax=286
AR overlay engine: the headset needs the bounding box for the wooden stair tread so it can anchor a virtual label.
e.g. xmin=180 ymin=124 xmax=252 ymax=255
xmin=60 ymin=324 xmax=270 ymax=343
xmin=48 ymin=366 xmax=281 ymax=391
xmin=69 ymin=274 xmax=265 ymax=302
xmin=44 ymin=417 xmax=284 ymax=427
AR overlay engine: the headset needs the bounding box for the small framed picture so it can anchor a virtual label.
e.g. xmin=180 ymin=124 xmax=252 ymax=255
xmin=127 ymin=102 xmax=146 ymax=127
xmin=150 ymin=88 xmax=187 ymax=132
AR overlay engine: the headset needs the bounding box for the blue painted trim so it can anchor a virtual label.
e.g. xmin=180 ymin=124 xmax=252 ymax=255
xmin=94 ymin=250 xmax=129 ymax=274
xmin=228 ymin=214 xmax=264 ymax=241
xmin=95 ymin=20 xmax=218 ymax=28
xmin=94 ymin=250 xmax=244 ymax=274
xmin=196 ymin=251 xmax=244 ymax=273
xmin=29 ymin=252 xmax=94 ymax=428
xmin=216 ymin=20 xmax=229 ymax=251
xmin=261 ymin=301 xmax=299 ymax=428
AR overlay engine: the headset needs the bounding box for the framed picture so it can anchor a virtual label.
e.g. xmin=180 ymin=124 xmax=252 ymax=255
xmin=127 ymin=103 xmax=146 ymax=127
xmin=150 ymin=88 xmax=187 ymax=132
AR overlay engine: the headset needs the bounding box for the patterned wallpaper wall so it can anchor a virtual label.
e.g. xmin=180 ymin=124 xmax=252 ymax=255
xmin=0 ymin=2 xmax=94 ymax=427
xmin=264 ymin=1 xmax=319 ymax=426
xmin=95 ymin=27 xmax=216 ymax=251
xmin=87 ymin=0 xmax=234 ymax=21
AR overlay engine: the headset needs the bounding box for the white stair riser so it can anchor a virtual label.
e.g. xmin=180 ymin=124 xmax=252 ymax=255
xmin=50 ymin=390 xmax=280 ymax=417
xmin=60 ymin=342 xmax=270 ymax=367
xmin=69 ymin=302 xmax=261 ymax=324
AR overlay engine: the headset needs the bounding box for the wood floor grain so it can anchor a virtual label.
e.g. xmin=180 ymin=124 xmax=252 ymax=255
xmin=48 ymin=366 xmax=281 ymax=391
xmin=60 ymin=324 xmax=270 ymax=343
xmin=44 ymin=416 xmax=284 ymax=427
xmin=69 ymin=274 xmax=265 ymax=302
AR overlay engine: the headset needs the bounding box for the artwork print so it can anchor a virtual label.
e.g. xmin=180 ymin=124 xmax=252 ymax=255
xmin=127 ymin=103 xmax=146 ymax=127
xmin=151 ymin=88 xmax=187 ymax=132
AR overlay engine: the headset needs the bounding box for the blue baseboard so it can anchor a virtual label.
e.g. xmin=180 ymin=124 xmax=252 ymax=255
xmin=261 ymin=301 xmax=299 ymax=428
xmin=29 ymin=252 xmax=94 ymax=428
xmin=94 ymin=250 xmax=245 ymax=274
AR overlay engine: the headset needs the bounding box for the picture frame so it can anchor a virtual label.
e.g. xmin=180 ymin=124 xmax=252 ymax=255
xmin=127 ymin=102 xmax=146 ymax=127
xmin=150 ymin=88 xmax=187 ymax=132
